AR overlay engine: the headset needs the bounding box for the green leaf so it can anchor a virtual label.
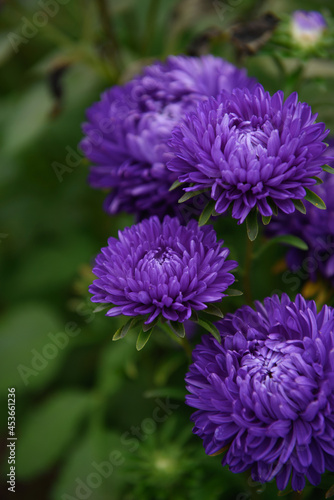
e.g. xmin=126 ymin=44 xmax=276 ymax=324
xmin=267 ymin=198 xmax=278 ymax=216
xmin=136 ymin=328 xmax=153 ymax=350
xmin=178 ymin=189 xmax=206 ymax=203
xmin=197 ymin=319 xmax=221 ymax=343
xmin=293 ymin=199 xmax=306 ymax=214
xmin=246 ymin=209 xmax=258 ymax=241
xmin=16 ymin=391 xmax=91 ymax=479
xmin=169 ymin=321 xmax=186 ymax=338
xmin=325 ymin=484 xmax=334 ymax=499
xmin=225 ymin=288 xmax=243 ymax=297
xmin=112 ymin=317 xmax=143 ymax=341
xmin=169 ymin=179 xmax=183 ymax=191
xmin=304 ymin=188 xmax=326 ymax=210
xmin=93 ymin=304 xmax=110 ymax=313
xmin=199 ymin=200 xmax=216 ymax=226
xmin=323 ymin=163 xmax=334 ymax=175
xmin=204 ymin=304 xmax=224 ymax=318
xmin=0 ymin=304 xmax=64 ymax=393
xmin=261 ymin=214 xmax=271 ymax=225
xmin=271 ymin=234 xmax=308 ymax=251
xmin=312 ymin=176 xmax=324 ymax=185
xmin=51 ymin=429 xmax=121 ymax=500
xmin=143 ymin=316 xmax=159 ymax=332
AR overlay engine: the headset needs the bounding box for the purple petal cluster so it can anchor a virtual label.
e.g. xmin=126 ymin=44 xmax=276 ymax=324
xmin=89 ymin=216 xmax=237 ymax=323
xmin=168 ymin=84 xmax=329 ymax=223
xmin=186 ymin=294 xmax=334 ymax=491
xmin=291 ymin=10 xmax=327 ymax=47
xmin=80 ymin=55 xmax=255 ymax=219
xmin=268 ymin=143 xmax=334 ymax=285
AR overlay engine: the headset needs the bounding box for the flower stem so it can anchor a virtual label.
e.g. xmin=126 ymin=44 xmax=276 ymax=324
xmin=244 ymin=233 xmax=254 ymax=306
xmin=159 ymin=323 xmax=192 ymax=361
xmin=95 ymin=0 xmax=122 ymax=73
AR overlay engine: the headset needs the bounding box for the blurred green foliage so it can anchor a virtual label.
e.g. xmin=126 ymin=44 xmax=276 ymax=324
xmin=1 ymin=0 xmax=334 ymax=499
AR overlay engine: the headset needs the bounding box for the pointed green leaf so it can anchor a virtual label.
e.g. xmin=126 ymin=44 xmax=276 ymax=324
xmin=204 ymin=304 xmax=224 ymax=318
xmin=178 ymin=189 xmax=207 ymax=203
xmin=268 ymin=198 xmax=278 ymax=216
xmin=197 ymin=319 xmax=221 ymax=343
xmin=293 ymin=199 xmax=306 ymax=214
xmin=323 ymin=163 xmax=334 ymax=175
xmin=143 ymin=316 xmax=159 ymax=332
xmin=246 ymin=209 xmax=258 ymax=241
xmin=304 ymin=188 xmax=326 ymax=210
xmin=136 ymin=328 xmax=153 ymax=351
xmin=169 ymin=180 xmax=183 ymax=191
xmin=93 ymin=304 xmax=110 ymax=313
xmin=190 ymin=310 xmax=199 ymax=322
xmin=225 ymin=288 xmax=243 ymax=297
xmin=325 ymin=484 xmax=334 ymax=499
xmin=261 ymin=214 xmax=271 ymax=225
xmin=113 ymin=317 xmax=142 ymax=341
xmin=169 ymin=320 xmax=186 ymax=338
xmin=312 ymin=176 xmax=323 ymax=185
xmin=271 ymin=234 xmax=308 ymax=251
xmin=199 ymin=200 xmax=216 ymax=226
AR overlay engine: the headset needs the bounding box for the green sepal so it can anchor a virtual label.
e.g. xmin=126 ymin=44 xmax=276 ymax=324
xmin=178 ymin=189 xmax=207 ymax=203
xmin=225 ymin=288 xmax=243 ymax=297
xmin=304 ymin=188 xmax=326 ymax=210
xmin=267 ymin=198 xmax=278 ymax=216
xmin=293 ymin=199 xmax=306 ymax=214
xmin=113 ymin=317 xmax=142 ymax=341
xmin=136 ymin=328 xmax=153 ymax=351
xmin=312 ymin=176 xmax=324 ymax=185
xmin=169 ymin=180 xmax=183 ymax=191
xmin=322 ymin=164 xmax=334 ymax=175
xmin=204 ymin=303 xmax=224 ymax=318
xmin=93 ymin=304 xmax=110 ymax=313
xmin=246 ymin=209 xmax=258 ymax=241
xmin=142 ymin=316 xmax=159 ymax=332
xmin=169 ymin=321 xmax=186 ymax=338
xmin=261 ymin=214 xmax=271 ymax=225
xmin=199 ymin=200 xmax=216 ymax=226
xmin=270 ymin=234 xmax=308 ymax=251
xmin=197 ymin=319 xmax=221 ymax=344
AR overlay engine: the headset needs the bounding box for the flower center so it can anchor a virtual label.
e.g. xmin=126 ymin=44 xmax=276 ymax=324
xmin=153 ymin=246 xmax=172 ymax=264
xmin=241 ymin=345 xmax=284 ymax=382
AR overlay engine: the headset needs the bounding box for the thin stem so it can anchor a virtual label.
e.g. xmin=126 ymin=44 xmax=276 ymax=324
xmin=142 ymin=0 xmax=160 ymax=55
xmin=159 ymin=323 xmax=192 ymax=361
xmin=95 ymin=0 xmax=122 ymax=73
xmin=244 ymin=233 xmax=254 ymax=306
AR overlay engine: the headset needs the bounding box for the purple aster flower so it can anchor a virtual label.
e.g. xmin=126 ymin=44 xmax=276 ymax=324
xmin=168 ymin=84 xmax=329 ymax=224
xmin=186 ymin=293 xmax=334 ymax=491
xmin=267 ymin=142 xmax=334 ymax=285
xmin=80 ymin=55 xmax=255 ymax=219
xmin=89 ymin=216 xmax=237 ymax=324
xmin=291 ymin=11 xmax=327 ymax=47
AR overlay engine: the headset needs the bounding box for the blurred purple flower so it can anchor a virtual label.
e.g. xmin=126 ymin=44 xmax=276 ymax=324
xmin=89 ymin=216 xmax=237 ymax=324
xmin=267 ymin=142 xmax=334 ymax=285
xmin=186 ymin=293 xmax=334 ymax=491
xmin=168 ymin=84 xmax=329 ymax=224
xmin=291 ymin=10 xmax=327 ymax=47
xmin=80 ymin=55 xmax=255 ymax=219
